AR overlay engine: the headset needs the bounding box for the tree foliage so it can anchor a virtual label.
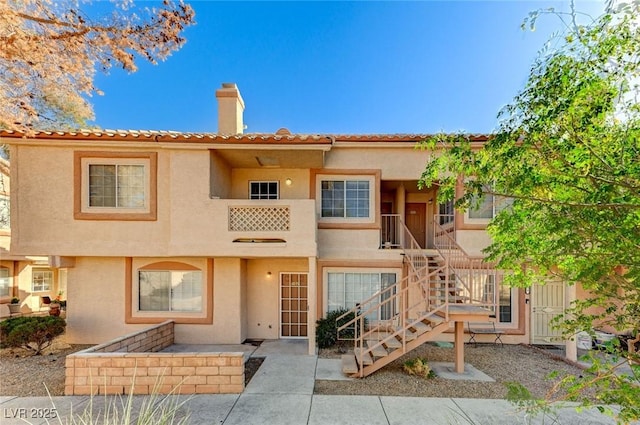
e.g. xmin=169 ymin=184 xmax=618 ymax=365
xmin=419 ymin=1 xmax=639 ymax=422
xmin=0 ymin=0 xmax=195 ymax=133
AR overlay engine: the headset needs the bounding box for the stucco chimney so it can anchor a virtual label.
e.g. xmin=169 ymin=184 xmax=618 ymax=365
xmin=215 ymin=83 xmax=245 ymax=135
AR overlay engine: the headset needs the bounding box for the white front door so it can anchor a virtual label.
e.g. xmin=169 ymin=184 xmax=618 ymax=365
xmin=531 ymin=280 xmax=565 ymax=345
xmin=280 ymin=273 xmax=308 ymax=338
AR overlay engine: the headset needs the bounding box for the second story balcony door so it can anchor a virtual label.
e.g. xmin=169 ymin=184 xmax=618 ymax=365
xmin=405 ymin=203 xmax=426 ymax=249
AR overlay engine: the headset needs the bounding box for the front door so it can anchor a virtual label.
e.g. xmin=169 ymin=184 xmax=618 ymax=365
xmin=531 ymin=280 xmax=565 ymax=345
xmin=280 ymin=273 xmax=308 ymax=338
xmin=405 ymin=203 xmax=426 ymax=249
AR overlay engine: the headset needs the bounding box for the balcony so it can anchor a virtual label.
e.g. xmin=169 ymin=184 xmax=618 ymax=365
xmin=168 ymin=199 xmax=317 ymax=257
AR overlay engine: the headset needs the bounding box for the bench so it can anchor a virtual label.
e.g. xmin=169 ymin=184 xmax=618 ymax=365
xmin=467 ymin=322 xmax=504 ymax=346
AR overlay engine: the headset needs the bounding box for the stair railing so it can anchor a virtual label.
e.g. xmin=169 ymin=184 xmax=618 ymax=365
xmin=433 ymin=215 xmax=498 ymax=311
xmin=336 ymin=267 xmax=448 ymax=377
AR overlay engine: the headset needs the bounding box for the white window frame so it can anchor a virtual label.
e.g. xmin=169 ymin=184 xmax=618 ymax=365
xmin=464 ymin=194 xmax=512 ymax=224
xmin=82 ymin=157 xmax=150 ymax=213
xmin=316 ymin=175 xmax=375 ymax=224
xmin=0 ymin=267 xmax=10 ymax=298
xmin=438 ymin=199 xmax=454 ymax=226
xmin=138 ymin=269 xmax=204 ymax=313
xmin=249 ymin=181 xmax=279 ymax=200
xmin=323 ymin=268 xmax=400 ymax=322
xmin=32 ymin=268 xmax=53 ymax=292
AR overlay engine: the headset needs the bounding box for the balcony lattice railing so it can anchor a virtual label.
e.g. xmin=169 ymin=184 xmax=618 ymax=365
xmin=228 ymin=206 xmax=290 ymax=231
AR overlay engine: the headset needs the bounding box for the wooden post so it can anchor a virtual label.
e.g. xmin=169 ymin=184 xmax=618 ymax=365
xmin=454 ymin=321 xmax=465 ymax=373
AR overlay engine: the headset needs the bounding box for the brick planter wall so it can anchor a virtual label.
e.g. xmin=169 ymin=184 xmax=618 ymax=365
xmin=65 ymin=321 xmax=244 ymax=395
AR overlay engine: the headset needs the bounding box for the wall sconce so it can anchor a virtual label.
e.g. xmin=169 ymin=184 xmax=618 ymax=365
xmin=285 ymin=178 xmax=292 ymax=186
xmin=524 ymin=287 xmax=530 ymax=295
xmin=266 ymin=271 xmax=272 ymax=278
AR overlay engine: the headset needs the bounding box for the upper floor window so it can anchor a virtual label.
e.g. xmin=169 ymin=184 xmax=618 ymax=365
xmin=438 ymin=199 xmax=454 ymax=225
xmin=89 ymin=164 xmax=145 ymax=208
xmin=466 ymin=194 xmax=512 ymax=223
xmin=249 ymin=181 xmax=279 ymax=200
xmin=74 ymin=152 xmax=157 ymax=221
xmin=321 ymin=180 xmax=370 ymax=218
xmin=32 ymin=268 xmax=52 ymax=292
xmin=0 ymin=268 xmax=10 ymax=298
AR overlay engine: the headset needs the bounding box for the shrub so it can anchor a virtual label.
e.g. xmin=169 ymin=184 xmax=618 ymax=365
xmin=316 ymin=308 xmax=367 ymax=349
xmin=0 ymin=316 xmax=66 ymax=355
xmin=403 ymin=357 xmax=434 ymax=378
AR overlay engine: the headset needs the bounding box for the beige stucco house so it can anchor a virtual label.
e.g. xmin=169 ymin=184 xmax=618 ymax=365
xmin=0 ymin=83 xmax=570 ymax=376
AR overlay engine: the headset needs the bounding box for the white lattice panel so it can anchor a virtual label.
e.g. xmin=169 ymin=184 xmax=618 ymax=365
xmin=229 ymin=206 xmax=290 ymax=231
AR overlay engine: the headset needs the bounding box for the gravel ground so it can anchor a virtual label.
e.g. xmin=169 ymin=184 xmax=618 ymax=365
xmin=1 ymin=335 xmax=587 ymax=400
xmin=0 ymin=336 xmax=93 ymax=397
xmin=315 ymin=342 xmax=588 ymax=399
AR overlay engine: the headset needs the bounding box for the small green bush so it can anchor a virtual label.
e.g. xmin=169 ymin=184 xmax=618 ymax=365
xmin=403 ymin=357 xmax=434 ymax=378
xmin=0 ymin=316 xmax=66 ymax=355
xmin=316 ymin=308 xmax=367 ymax=349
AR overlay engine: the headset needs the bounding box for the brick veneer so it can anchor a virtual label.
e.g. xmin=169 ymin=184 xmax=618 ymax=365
xmin=65 ymin=321 xmax=244 ymax=395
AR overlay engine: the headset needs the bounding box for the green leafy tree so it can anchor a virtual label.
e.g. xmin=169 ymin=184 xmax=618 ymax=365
xmin=419 ymin=2 xmax=639 ymax=423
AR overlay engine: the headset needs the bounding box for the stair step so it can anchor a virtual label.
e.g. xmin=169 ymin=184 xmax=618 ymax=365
xmin=341 ymin=354 xmax=359 ymax=374
xmin=410 ymin=321 xmax=430 ymax=334
xmin=354 ymin=348 xmax=374 ymax=365
xmin=366 ymin=340 xmax=389 ymax=358
xmin=381 ymin=336 xmax=402 ymax=349
xmin=394 ymin=327 xmax=417 ymax=341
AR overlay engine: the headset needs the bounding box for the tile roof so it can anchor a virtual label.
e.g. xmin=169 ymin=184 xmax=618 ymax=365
xmin=0 ymin=129 xmax=490 ymax=144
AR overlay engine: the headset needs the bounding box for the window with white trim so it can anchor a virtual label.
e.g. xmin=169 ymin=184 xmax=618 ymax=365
xmin=321 ymin=180 xmax=370 ymax=218
xmin=89 ymin=164 xmax=145 ymax=208
xmin=138 ymin=270 xmax=203 ymax=312
xmin=0 ymin=268 xmax=9 ymax=298
xmin=75 ymin=152 xmax=156 ymax=220
xmin=438 ymin=199 xmax=454 ymax=225
xmin=32 ymin=268 xmax=53 ymax=292
xmin=249 ymin=181 xmax=279 ymax=200
xmin=327 ymin=271 xmax=397 ymax=321
xmin=466 ymin=194 xmax=512 ymax=223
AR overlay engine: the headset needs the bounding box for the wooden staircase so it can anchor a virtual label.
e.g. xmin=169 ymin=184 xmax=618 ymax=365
xmin=337 ymin=214 xmax=498 ymax=378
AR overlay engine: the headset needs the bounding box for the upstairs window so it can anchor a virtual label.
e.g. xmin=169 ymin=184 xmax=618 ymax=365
xmin=438 ymin=199 xmax=454 ymax=225
xmin=75 ymin=152 xmax=157 ymax=221
xmin=321 ymin=180 xmax=370 ymax=218
xmin=249 ymin=181 xmax=279 ymax=200
xmin=466 ymin=194 xmax=512 ymax=223
xmin=89 ymin=164 xmax=145 ymax=208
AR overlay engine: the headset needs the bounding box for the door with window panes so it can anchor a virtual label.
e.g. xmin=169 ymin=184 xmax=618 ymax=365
xmin=280 ymin=273 xmax=308 ymax=338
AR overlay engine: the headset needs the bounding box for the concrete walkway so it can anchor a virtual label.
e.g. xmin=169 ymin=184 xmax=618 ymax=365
xmin=0 ymin=340 xmax=629 ymax=425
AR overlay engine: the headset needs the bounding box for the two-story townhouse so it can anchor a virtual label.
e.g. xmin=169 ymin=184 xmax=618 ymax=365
xmin=1 ymin=83 xmax=569 ymax=376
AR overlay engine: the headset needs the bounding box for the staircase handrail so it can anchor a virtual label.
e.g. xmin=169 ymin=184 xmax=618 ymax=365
xmin=335 ymin=264 xmax=439 ymax=336
xmin=433 ymin=214 xmax=498 ymax=308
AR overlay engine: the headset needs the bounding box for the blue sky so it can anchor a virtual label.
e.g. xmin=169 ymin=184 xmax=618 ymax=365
xmin=91 ymin=1 xmax=604 ymax=135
